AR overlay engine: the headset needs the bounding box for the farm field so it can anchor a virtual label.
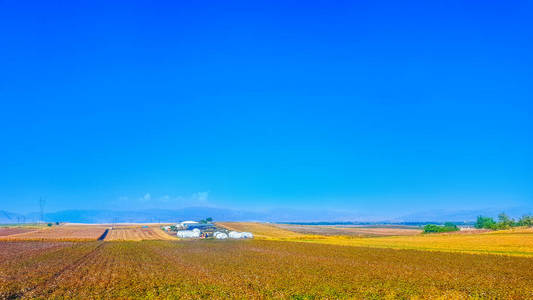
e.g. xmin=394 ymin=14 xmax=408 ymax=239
xmin=0 ymin=227 xmax=37 ymax=236
xmin=0 ymin=225 xmax=108 ymax=241
xmin=301 ymin=231 xmax=533 ymax=257
xmin=273 ymin=223 xmax=422 ymax=236
xmin=218 ymin=222 xmax=306 ymax=238
xmin=1 ymin=239 xmax=532 ymax=299
xmin=221 ymin=222 xmax=533 ymax=257
xmin=105 ymin=226 xmax=177 ymax=241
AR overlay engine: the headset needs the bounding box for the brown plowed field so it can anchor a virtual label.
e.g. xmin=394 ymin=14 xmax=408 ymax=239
xmin=1 ymin=240 xmax=532 ymax=299
xmin=104 ymin=226 xmax=177 ymax=241
xmin=0 ymin=228 xmax=37 ymax=237
xmin=0 ymin=226 xmax=108 ymax=241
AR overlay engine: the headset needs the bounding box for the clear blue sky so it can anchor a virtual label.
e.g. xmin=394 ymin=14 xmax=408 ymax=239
xmin=1 ymin=0 xmax=532 ymax=216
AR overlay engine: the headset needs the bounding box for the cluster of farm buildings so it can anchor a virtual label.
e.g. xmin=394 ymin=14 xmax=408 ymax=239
xmin=161 ymin=221 xmax=253 ymax=240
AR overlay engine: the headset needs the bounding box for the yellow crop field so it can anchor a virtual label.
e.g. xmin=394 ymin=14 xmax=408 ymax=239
xmin=222 ymin=222 xmax=533 ymax=257
xmin=274 ymin=223 xmax=422 ymax=236
xmin=297 ymin=230 xmax=533 ymax=257
xmin=217 ymin=222 xmax=307 ymax=238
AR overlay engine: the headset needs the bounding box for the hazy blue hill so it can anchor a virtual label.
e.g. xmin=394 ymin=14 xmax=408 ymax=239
xmin=0 ymin=210 xmax=25 ymax=224
xmin=40 ymin=207 xmax=269 ymax=223
xmin=1 ymin=206 xmax=531 ymax=224
xmin=39 ymin=207 xmax=369 ymax=223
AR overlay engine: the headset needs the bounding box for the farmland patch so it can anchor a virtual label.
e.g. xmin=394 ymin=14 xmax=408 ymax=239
xmin=0 ymin=226 xmax=108 ymax=241
xmin=0 ymin=227 xmax=36 ymax=237
xmin=1 ymin=240 xmax=532 ymax=298
xmin=104 ymin=226 xmax=177 ymax=241
xmin=273 ymin=224 xmax=422 ymax=236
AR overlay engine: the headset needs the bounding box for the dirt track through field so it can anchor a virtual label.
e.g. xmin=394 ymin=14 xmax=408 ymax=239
xmin=97 ymin=229 xmax=109 ymax=241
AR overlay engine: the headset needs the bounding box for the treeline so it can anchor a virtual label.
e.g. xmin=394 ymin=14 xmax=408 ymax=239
xmin=423 ymin=222 xmax=459 ymax=233
xmin=476 ymin=213 xmax=533 ymax=230
xmin=423 ymin=214 xmax=533 ymax=233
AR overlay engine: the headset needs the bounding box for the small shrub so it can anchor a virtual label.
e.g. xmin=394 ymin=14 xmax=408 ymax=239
xmin=423 ymin=223 xmax=459 ymax=233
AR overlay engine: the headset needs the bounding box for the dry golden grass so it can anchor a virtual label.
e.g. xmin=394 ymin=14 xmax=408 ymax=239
xmin=150 ymin=226 xmax=179 ymax=240
xmin=220 ymin=222 xmax=533 ymax=257
xmin=217 ymin=222 xmax=306 ymax=238
xmin=274 ymin=224 xmax=422 ymax=236
xmin=0 ymin=225 xmax=108 ymax=241
xmin=295 ymin=230 xmax=533 ymax=257
xmin=105 ymin=226 xmax=177 ymax=241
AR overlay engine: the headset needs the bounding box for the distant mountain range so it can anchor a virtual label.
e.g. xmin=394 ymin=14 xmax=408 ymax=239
xmin=1 ymin=206 xmax=531 ymax=224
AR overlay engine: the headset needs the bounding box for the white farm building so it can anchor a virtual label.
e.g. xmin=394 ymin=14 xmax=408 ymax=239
xmin=228 ymin=231 xmax=254 ymax=239
xmin=214 ymin=232 xmax=228 ymax=239
xmin=177 ymin=228 xmax=201 ymax=238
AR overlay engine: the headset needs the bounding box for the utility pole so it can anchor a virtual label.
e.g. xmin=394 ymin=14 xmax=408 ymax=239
xmin=39 ymin=197 xmax=46 ymax=224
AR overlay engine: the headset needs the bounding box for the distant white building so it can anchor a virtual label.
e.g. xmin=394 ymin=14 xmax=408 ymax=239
xmin=214 ymin=232 xmax=228 ymax=239
xmin=228 ymin=231 xmax=254 ymax=239
xmin=176 ymin=229 xmax=201 ymax=238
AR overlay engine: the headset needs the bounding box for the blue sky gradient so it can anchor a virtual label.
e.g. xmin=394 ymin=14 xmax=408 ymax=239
xmin=1 ymin=0 xmax=532 ymax=216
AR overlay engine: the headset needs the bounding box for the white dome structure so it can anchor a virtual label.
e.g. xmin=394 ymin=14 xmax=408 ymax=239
xmin=228 ymin=231 xmax=254 ymax=239
xmin=214 ymin=232 xmax=228 ymax=239
xmin=241 ymin=232 xmax=253 ymax=239
xmin=228 ymin=231 xmax=243 ymax=239
xmin=177 ymin=230 xmax=201 ymax=238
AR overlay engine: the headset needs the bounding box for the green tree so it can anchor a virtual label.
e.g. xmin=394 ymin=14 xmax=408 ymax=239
xmin=444 ymin=222 xmax=458 ymax=229
xmin=517 ymin=215 xmax=533 ymax=226
xmin=496 ymin=213 xmax=515 ymax=229
xmin=475 ymin=216 xmax=496 ymax=229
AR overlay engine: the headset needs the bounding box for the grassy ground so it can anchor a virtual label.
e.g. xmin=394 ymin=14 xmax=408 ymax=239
xmin=1 ymin=239 xmax=532 ymax=299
